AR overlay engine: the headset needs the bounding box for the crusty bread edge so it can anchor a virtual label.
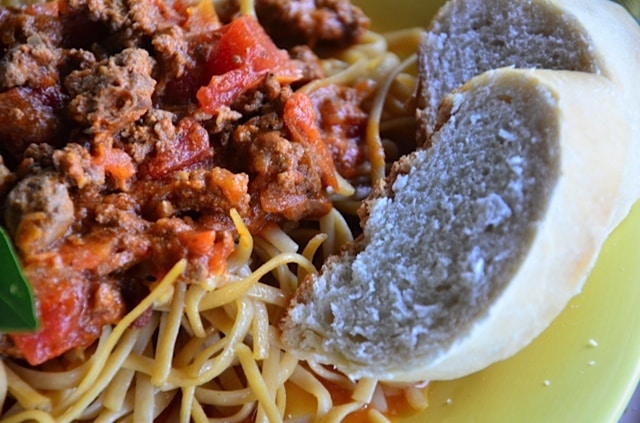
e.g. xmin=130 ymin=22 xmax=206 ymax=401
xmin=374 ymin=68 xmax=630 ymax=381
xmin=549 ymin=0 xmax=640 ymax=231
xmin=281 ymin=68 xmax=631 ymax=382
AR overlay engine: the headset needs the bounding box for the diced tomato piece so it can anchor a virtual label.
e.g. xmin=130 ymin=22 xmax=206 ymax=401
xmin=94 ymin=145 xmax=136 ymax=187
xmin=196 ymin=15 xmax=302 ymax=114
xmin=143 ymin=117 xmax=211 ymax=178
xmin=177 ymin=229 xmax=234 ymax=275
xmin=208 ymin=231 xmax=234 ymax=275
xmin=11 ymin=274 xmax=85 ymax=366
xmin=178 ymin=230 xmax=217 ymax=257
xmin=205 ymin=15 xmax=293 ymax=76
xmin=283 ymin=92 xmax=339 ymax=190
xmin=196 ymin=68 xmax=262 ymax=114
xmin=209 ymin=167 xmax=249 ymax=206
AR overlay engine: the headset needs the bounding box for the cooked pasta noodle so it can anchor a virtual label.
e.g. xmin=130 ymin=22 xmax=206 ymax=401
xmin=0 ymin=0 xmax=430 ymax=421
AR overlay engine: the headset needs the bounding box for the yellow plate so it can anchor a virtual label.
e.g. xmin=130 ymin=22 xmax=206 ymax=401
xmin=351 ymin=0 xmax=640 ymax=421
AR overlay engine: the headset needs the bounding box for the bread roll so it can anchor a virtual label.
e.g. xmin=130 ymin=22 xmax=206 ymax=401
xmin=416 ymin=0 xmax=640 ymax=228
xmin=280 ymin=68 xmax=630 ymax=382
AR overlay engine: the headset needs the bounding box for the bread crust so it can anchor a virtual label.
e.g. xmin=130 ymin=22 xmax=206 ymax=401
xmin=416 ymin=0 xmax=640 ymax=230
xmin=399 ymin=69 xmax=629 ymax=380
xmin=550 ymin=0 xmax=640 ymax=229
xmin=281 ymin=68 xmax=630 ymax=382
xmin=281 ymin=0 xmax=640 ymax=383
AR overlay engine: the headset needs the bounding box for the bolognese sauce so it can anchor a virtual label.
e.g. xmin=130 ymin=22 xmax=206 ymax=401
xmin=0 ymin=0 xmax=370 ymax=366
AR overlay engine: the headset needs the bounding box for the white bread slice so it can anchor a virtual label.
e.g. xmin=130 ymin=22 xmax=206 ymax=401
xmin=280 ymin=68 xmax=630 ymax=382
xmin=416 ymin=0 xmax=640 ymax=229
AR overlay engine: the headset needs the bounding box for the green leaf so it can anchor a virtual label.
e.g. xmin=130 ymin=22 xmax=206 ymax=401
xmin=0 ymin=227 xmax=38 ymax=332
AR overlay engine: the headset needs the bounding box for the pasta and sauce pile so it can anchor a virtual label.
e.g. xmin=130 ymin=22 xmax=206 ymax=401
xmin=0 ymin=0 xmax=427 ymax=421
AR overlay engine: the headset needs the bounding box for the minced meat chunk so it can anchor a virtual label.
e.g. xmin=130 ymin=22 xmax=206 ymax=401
xmin=0 ymin=85 xmax=68 ymax=162
xmin=65 ymin=48 xmax=156 ymax=133
xmin=254 ymin=0 xmax=370 ymax=49
xmin=4 ymin=172 xmax=74 ymax=255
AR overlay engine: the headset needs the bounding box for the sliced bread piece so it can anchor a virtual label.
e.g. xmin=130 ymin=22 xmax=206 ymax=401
xmin=416 ymin=0 xmax=640 ymax=228
xmin=280 ymin=68 xmax=630 ymax=382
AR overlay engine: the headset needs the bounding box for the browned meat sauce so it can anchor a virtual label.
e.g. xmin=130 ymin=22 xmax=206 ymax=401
xmin=0 ymin=0 xmax=369 ymax=365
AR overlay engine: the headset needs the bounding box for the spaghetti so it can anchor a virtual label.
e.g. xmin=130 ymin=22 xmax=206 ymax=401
xmin=0 ymin=0 xmax=428 ymax=421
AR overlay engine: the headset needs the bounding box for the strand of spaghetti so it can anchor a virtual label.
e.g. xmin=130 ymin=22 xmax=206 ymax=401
xmin=179 ymin=385 xmax=195 ymax=423
xmin=236 ymin=343 xmax=283 ymax=423
xmin=339 ymin=30 xmax=387 ymax=63
xmin=275 ymin=384 xmax=287 ymax=417
xmin=204 ymin=401 xmax=256 ymax=423
xmin=319 ymin=207 xmax=336 ymax=259
xmin=152 ymin=388 xmax=179 ymax=420
xmin=238 ymin=0 xmax=255 ymax=17
xmin=130 ymin=334 xmax=294 ymax=407
xmin=251 ymin=299 xmax=270 ymax=360
xmin=383 ymin=89 xmax=411 ymax=116
xmin=288 ymin=365 xmax=333 ymax=416
xmin=369 ymin=383 xmax=389 ymax=413
xmin=298 ymin=58 xmax=370 ymax=95
xmin=133 ymin=372 xmax=155 ymax=423
xmin=383 ymin=27 xmax=425 ymax=55
xmin=335 ymin=173 xmax=356 ymax=197
xmin=352 ymin=378 xmax=379 ymax=403
xmin=0 ymin=409 xmax=56 ymax=423
xmin=185 ymin=299 xmax=254 ymax=385
xmin=103 ymin=312 xmax=159 ymax=411
xmin=201 ymin=306 xmax=234 ymax=334
xmin=307 ymin=361 xmax=355 ymax=389
xmin=195 ymin=386 xmax=255 ymax=406
xmin=276 ymin=352 xmax=299 ymax=385
xmin=3 ymin=363 xmax=51 ymax=411
xmin=186 ymin=335 xmax=229 ymax=377
xmin=191 ymin=401 xmax=209 ymax=423
xmin=388 ymin=74 xmax=417 ymax=104
xmin=6 ymin=359 xmax=86 ymax=391
xmin=75 ymin=391 xmax=106 ymax=420
xmin=121 ymin=353 xmax=185 ymax=389
xmin=298 ymin=233 xmax=328 ymax=284
xmin=54 ymin=259 xmax=186 ymax=411
xmin=95 ymin=390 xmax=133 ymax=423
xmin=319 ymin=207 xmax=353 ymax=258
xmin=199 ymin=252 xmax=315 ymax=311
xmin=254 ymin=237 xmax=297 ymax=291
xmin=184 ymin=284 xmax=208 ymax=338
xmin=396 ymin=72 xmax=417 ymax=89
xmin=152 ymin=281 xmax=186 ymax=386
xmin=320 ymin=401 xmax=365 ymax=423
xmin=262 ymin=343 xmax=281 ymax=395
xmin=253 ymin=236 xmax=297 ymax=294
xmin=55 ymin=328 xmax=139 ymax=422
xmin=101 ymin=392 xmax=135 ymax=422
xmin=260 ymin=223 xmax=299 ymax=253
xmin=256 ymin=342 xmax=282 ymax=422
xmin=367 ymin=408 xmax=394 ymax=423
xmin=366 ymin=53 xmax=418 ymax=182
xmin=174 ymin=327 xmax=219 ymax=368
xmin=405 ymin=385 xmax=429 ymax=410
xmin=226 ymin=208 xmax=253 ymax=270
xmin=247 ymin=282 xmax=288 ymax=307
